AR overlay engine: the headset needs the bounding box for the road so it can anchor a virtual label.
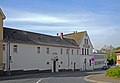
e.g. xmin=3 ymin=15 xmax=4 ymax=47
xmin=0 ymin=70 xmax=105 ymax=83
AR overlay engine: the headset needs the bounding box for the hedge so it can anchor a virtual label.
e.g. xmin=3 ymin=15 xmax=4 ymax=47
xmin=105 ymin=66 xmax=120 ymax=79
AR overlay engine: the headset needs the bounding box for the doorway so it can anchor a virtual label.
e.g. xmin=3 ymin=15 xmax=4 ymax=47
xmin=53 ymin=61 xmax=56 ymax=72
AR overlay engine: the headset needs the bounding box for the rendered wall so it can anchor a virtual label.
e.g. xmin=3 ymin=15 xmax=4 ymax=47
xmin=0 ymin=12 xmax=3 ymax=70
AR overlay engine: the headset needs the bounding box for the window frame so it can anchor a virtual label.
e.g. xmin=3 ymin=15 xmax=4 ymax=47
xmin=61 ymin=49 xmax=63 ymax=55
xmin=82 ymin=48 xmax=84 ymax=55
xmin=72 ymin=49 xmax=73 ymax=55
xmin=3 ymin=44 xmax=5 ymax=50
xmin=47 ymin=48 xmax=49 ymax=54
xmin=37 ymin=47 xmax=40 ymax=53
xmin=66 ymin=49 xmax=69 ymax=55
xmin=13 ymin=45 xmax=18 ymax=53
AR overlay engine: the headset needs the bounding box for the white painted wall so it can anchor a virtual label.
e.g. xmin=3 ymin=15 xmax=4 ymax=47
xmin=79 ymin=32 xmax=93 ymax=56
xmin=3 ymin=43 xmax=83 ymax=71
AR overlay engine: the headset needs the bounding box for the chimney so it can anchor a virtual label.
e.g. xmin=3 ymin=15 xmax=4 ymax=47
xmin=60 ymin=33 xmax=63 ymax=39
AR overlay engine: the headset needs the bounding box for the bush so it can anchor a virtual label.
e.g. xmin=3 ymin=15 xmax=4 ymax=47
xmin=105 ymin=66 xmax=120 ymax=78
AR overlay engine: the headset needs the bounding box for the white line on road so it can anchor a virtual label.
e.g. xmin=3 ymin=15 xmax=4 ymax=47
xmin=36 ymin=78 xmax=44 ymax=83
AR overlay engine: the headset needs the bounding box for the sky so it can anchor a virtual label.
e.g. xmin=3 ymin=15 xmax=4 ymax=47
xmin=0 ymin=0 xmax=120 ymax=49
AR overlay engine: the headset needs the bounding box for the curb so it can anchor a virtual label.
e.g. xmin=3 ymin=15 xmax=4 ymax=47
xmin=84 ymin=75 xmax=111 ymax=83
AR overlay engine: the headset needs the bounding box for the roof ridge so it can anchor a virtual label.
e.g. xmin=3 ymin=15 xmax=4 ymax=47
xmin=64 ymin=31 xmax=86 ymax=36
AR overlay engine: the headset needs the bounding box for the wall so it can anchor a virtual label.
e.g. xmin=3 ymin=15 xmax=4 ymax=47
xmin=3 ymin=43 xmax=82 ymax=71
xmin=93 ymin=53 xmax=107 ymax=69
xmin=0 ymin=11 xmax=3 ymax=70
xmin=116 ymin=53 xmax=120 ymax=65
xmin=3 ymin=42 xmax=94 ymax=71
xmin=79 ymin=32 xmax=93 ymax=56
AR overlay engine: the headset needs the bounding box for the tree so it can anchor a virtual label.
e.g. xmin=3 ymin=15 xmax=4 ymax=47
xmin=116 ymin=46 xmax=120 ymax=50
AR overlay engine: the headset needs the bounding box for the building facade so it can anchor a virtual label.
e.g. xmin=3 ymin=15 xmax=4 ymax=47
xmin=93 ymin=53 xmax=107 ymax=69
xmin=0 ymin=8 xmax=6 ymax=72
xmin=1 ymin=9 xmax=94 ymax=74
xmin=115 ymin=49 xmax=120 ymax=65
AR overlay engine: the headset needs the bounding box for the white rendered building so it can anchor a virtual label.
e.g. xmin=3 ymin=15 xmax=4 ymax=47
xmin=0 ymin=9 xmax=95 ymax=73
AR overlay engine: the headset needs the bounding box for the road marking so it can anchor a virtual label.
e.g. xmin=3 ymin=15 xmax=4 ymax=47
xmin=84 ymin=75 xmax=111 ymax=83
xmin=36 ymin=78 xmax=44 ymax=83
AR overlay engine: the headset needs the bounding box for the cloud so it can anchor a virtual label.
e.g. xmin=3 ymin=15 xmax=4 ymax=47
xmin=4 ymin=8 xmax=74 ymax=24
xmin=3 ymin=7 xmax=120 ymax=49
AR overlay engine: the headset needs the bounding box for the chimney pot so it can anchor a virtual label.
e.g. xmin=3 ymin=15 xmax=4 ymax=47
xmin=60 ymin=33 xmax=63 ymax=39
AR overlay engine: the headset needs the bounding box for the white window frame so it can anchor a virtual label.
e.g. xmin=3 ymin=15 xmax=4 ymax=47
xmin=37 ymin=47 xmax=40 ymax=53
xmin=13 ymin=45 xmax=18 ymax=53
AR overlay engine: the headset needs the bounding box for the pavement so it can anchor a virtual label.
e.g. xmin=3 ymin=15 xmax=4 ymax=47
xmin=84 ymin=74 xmax=120 ymax=83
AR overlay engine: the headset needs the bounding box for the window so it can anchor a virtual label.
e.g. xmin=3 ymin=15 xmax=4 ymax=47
xmin=61 ymin=49 xmax=63 ymax=55
xmin=72 ymin=49 xmax=73 ymax=55
xmin=89 ymin=60 xmax=91 ymax=66
xmin=3 ymin=44 xmax=5 ymax=50
xmin=85 ymin=39 xmax=88 ymax=44
xmin=77 ymin=50 xmax=79 ymax=55
xmin=66 ymin=49 xmax=69 ymax=55
xmin=82 ymin=48 xmax=84 ymax=55
xmin=13 ymin=45 xmax=17 ymax=53
xmin=87 ymin=39 xmax=88 ymax=44
xmin=37 ymin=47 xmax=40 ymax=53
xmin=47 ymin=62 xmax=49 ymax=65
xmin=85 ymin=49 xmax=86 ymax=55
xmin=47 ymin=48 xmax=49 ymax=54
xmin=87 ymin=49 xmax=89 ymax=55
xmin=71 ymin=61 xmax=73 ymax=65
xmin=84 ymin=39 xmax=86 ymax=44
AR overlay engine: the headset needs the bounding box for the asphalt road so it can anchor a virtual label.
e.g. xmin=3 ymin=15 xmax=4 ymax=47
xmin=0 ymin=70 xmax=105 ymax=83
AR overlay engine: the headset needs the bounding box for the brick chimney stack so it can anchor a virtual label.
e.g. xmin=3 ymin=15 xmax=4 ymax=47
xmin=60 ymin=33 xmax=63 ymax=39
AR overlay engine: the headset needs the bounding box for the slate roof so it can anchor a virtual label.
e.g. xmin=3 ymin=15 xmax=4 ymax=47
xmin=3 ymin=27 xmax=79 ymax=48
xmin=63 ymin=31 xmax=86 ymax=45
xmin=115 ymin=49 xmax=120 ymax=53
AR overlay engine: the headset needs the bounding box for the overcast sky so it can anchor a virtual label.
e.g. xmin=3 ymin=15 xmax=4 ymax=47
xmin=0 ymin=0 xmax=120 ymax=49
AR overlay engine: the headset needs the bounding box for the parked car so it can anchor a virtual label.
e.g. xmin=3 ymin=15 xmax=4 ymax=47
xmin=102 ymin=65 xmax=110 ymax=70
